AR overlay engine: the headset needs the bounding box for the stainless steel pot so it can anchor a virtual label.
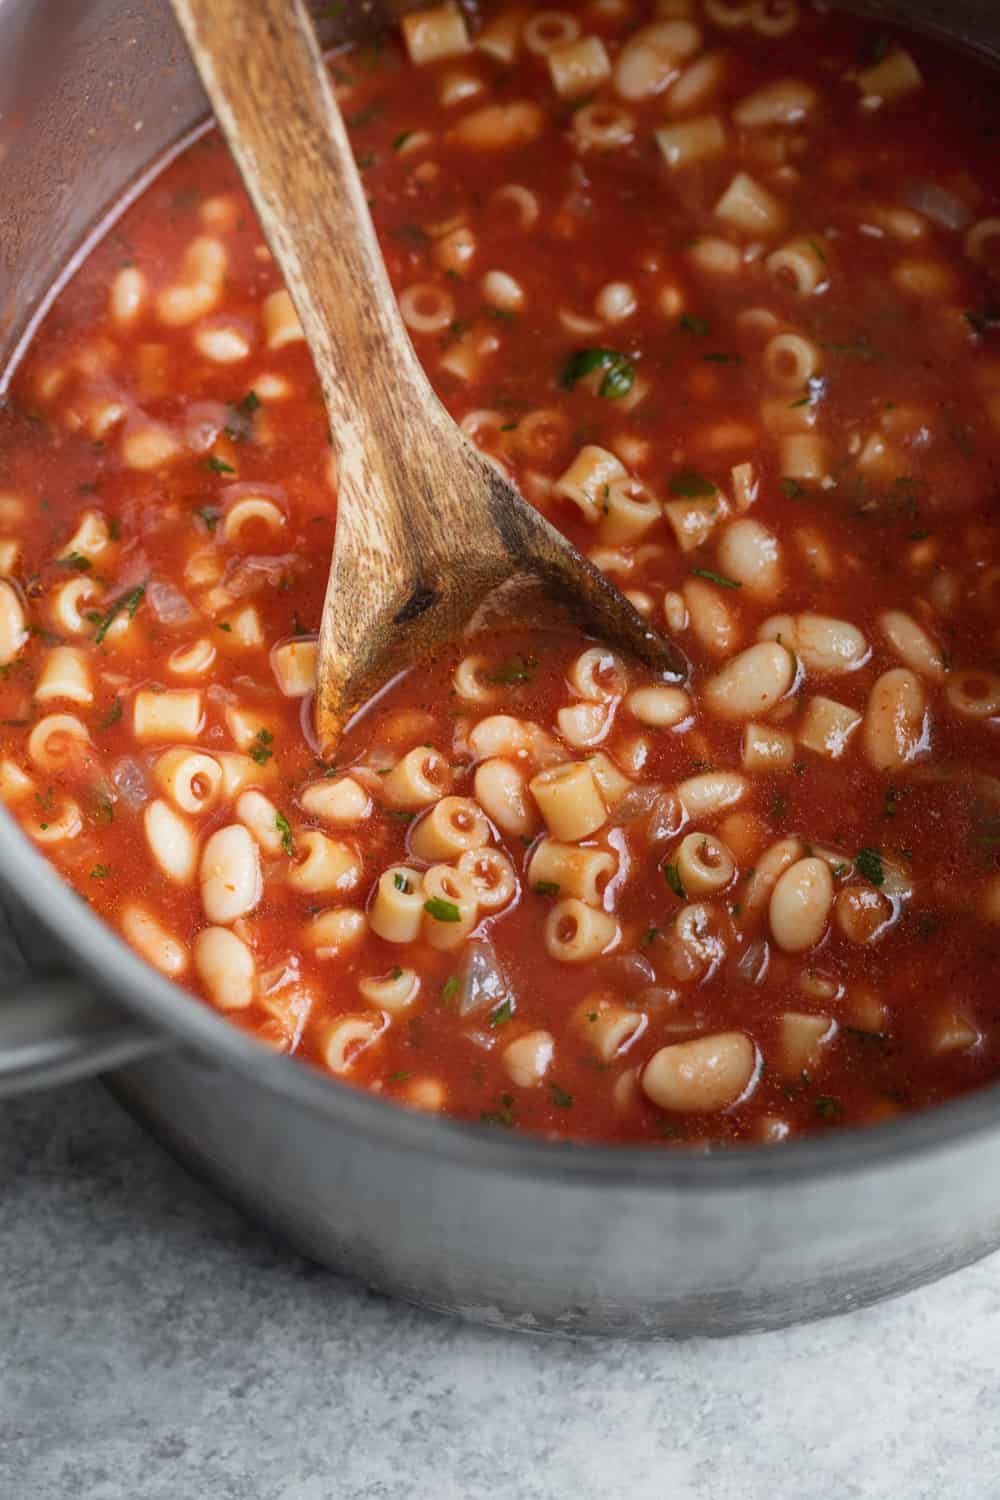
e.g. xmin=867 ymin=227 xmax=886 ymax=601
xmin=2 ymin=0 xmax=998 ymax=1337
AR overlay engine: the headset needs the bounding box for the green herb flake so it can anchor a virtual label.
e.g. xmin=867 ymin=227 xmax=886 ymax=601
xmin=703 ymin=351 xmax=743 ymax=365
xmin=440 ymin=976 xmax=459 ymax=1005
xmin=423 ymin=896 xmax=461 ymax=923
xmin=217 ymin=622 xmax=233 ymax=633
xmin=489 ymin=998 xmax=515 ymax=1028
xmin=58 ymin=552 xmax=92 ymax=573
xmin=815 ymin=1095 xmax=844 ymax=1119
xmin=97 ymin=699 xmax=122 ymax=732
xmin=485 ymin=654 xmax=536 ymax=685
xmin=884 ymin=786 xmax=900 ymax=819
xmin=561 ymin=347 xmax=635 ymax=399
xmin=197 ymin=507 xmax=221 ymax=532
xmin=534 ymin=880 xmax=560 ymax=897
xmin=250 ymin=728 xmax=274 ymax=766
xmin=641 ymin=925 xmax=659 ymax=946
xmin=393 ymin=130 xmax=415 ymax=151
xmin=664 ymin=863 xmax=686 ymax=899
xmin=691 ymin=568 xmax=741 ymax=590
xmin=549 ymin=1083 xmax=573 ymax=1109
xmin=668 ymin=468 xmax=716 ymax=499
xmin=480 ymin=1092 xmax=515 ymax=1128
xmin=275 ymin=811 xmax=294 ymax=857
xmin=832 ymin=863 xmax=848 ymax=878
xmin=385 ymin=809 xmax=415 ymax=823
xmin=387 ymin=1070 xmax=411 ymax=1082
xmin=855 ymin=846 xmax=885 ymax=887
xmin=680 ymin=314 xmax=709 ymax=336
xmin=780 ymin=478 xmax=805 ymax=499
xmin=94 ymin=582 xmax=146 ymax=645
xmin=90 ymin=864 xmax=110 ymax=880
xmin=202 ymin=455 xmax=236 ymax=475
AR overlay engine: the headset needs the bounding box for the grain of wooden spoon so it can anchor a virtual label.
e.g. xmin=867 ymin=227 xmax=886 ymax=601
xmin=170 ymin=0 xmax=688 ymax=755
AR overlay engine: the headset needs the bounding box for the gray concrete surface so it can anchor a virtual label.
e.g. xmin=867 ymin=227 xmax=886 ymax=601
xmin=2 ymin=1080 xmax=998 ymax=1499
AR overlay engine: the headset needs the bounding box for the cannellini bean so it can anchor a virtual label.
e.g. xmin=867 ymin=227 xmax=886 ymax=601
xmin=677 ymin=770 xmax=746 ymax=817
xmin=769 ymin=857 xmax=833 ymax=952
xmin=880 ymin=610 xmax=948 ymax=681
xmin=625 ymin=686 xmax=692 ymax=727
xmin=144 ymin=799 xmax=198 ymax=884
xmin=503 ymin=1030 xmax=555 ymax=1087
xmin=121 ymin=906 xmax=188 ymax=979
xmin=194 ymin=926 xmax=256 ymax=1010
xmin=0 ymin=580 xmax=28 ymax=665
xmin=759 ymin=612 xmax=869 ymax=674
xmin=862 ymin=668 xmax=929 ymax=772
xmin=642 ymin=1033 xmax=755 ymax=1112
xmin=716 ymin=518 xmax=782 ymax=597
xmin=703 ymin=642 xmax=795 ymax=719
xmin=199 ymin=824 xmax=262 ymax=924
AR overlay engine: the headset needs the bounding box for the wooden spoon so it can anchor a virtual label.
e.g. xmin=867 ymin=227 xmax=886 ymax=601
xmin=170 ymin=0 xmax=688 ymax=755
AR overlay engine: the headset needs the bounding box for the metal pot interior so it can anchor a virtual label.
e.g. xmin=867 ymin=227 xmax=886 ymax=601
xmin=2 ymin=0 xmax=1000 ymax=1184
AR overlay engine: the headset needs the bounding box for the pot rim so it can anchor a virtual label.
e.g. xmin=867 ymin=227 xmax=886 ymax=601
xmin=4 ymin=802 xmax=998 ymax=1188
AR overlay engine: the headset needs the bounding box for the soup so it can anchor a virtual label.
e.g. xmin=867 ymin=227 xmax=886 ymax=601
xmin=1 ymin=0 xmax=999 ymax=1145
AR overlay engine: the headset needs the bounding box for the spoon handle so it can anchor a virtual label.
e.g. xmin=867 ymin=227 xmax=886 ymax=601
xmin=171 ymin=0 xmax=429 ymax=430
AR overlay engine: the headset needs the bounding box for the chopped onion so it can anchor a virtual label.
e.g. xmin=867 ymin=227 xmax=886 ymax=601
xmin=224 ymin=553 xmax=301 ymax=598
xmin=147 ymin=578 xmax=197 ymax=625
xmin=458 ymin=939 xmax=509 ymax=1016
xmin=901 ymin=179 xmax=972 ymax=231
xmin=594 ymin=950 xmax=656 ymax=992
xmin=610 ymin=783 xmax=661 ymax=823
xmin=647 ymin=789 xmax=685 ymax=845
xmin=111 ymin=757 xmax=148 ymax=810
xmin=735 ymin=938 xmax=770 ymax=986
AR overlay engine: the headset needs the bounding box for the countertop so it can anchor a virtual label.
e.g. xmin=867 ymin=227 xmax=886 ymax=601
xmin=2 ymin=1083 xmax=1000 ymax=1499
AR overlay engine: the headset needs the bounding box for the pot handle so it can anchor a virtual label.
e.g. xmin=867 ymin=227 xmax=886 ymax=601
xmin=0 ymin=971 xmax=167 ymax=1097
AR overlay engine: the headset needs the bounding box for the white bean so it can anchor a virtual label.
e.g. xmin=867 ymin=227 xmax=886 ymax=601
xmin=641 ymin=1033 xmax=755 ymax=1112
xmin=199 ymin=823 xmax=262 ymax=924
xmin=862 ymin=668 xmax=929 ymax=772
xmin=769 ymin=856 xmax=833 ymax=952
xmin=703 ymin=642 xmax=795 ymax=719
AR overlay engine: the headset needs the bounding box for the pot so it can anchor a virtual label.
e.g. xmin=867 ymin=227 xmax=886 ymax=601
xmin=1 ymin=0 xmax=998 ymax=1338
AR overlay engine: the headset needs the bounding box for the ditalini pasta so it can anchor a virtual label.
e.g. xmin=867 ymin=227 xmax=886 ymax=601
xmin=1 ymin=0 xmax=999 ymax=1145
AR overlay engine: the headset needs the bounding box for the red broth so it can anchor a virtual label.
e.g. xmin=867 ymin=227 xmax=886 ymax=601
xmin=1 ymin=0 xmax=999 ymax=1145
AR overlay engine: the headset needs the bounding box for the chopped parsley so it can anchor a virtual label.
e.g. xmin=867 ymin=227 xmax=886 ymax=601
xmin=440 ymin=975 xmax=459 ymax=1005
xmin=679 ymin=313 xmax=709 ymax=336
xmin=223 ymin=390 xmax=261 ymax=442
xmin=97 ymin=699 xmax=122 ymax=731
xmin=480 ymin=1093 xmax=516 ymax=1128
xmin=486 ymin=654 xmax=536 ymax=685
xmin=58 ymin=552 xmax=92 ymax=573
xmin=534 ymin=880 xmax=560 ymax=897
xmin=393 ymin=872 xmax=410 ymax=892
xmin=549 ymin=1083 xmax=573 ymax=1109
xmin=197 ymin=506 xmax=221 ymax=532
xmin=691 ymin=568 xmax=741 ymax=590
xmin=489 ymin=998 xmax=515 ymax=1028
xmin=275 ymin=811 xmax=294 ymax=856
xmin=832 ymin=863 xmax=849 ymax=878
xmin=94 ymin=582 xmax=146 ymax=645
xmin=664 ymin=863 xmax=686 ymax=899
xmin=387 ymin=1070 xmax=411 ymax=1082
xmin=202 ymin=455 xmax=236 ymax=475
xmin=393 ymin=130 xmax=415 ymax=151
xmin=423 ymin=896 xmax=461 ymax=923
xmin=668 ymin=468 xmax=716 ymax=498
xmin=390 ymin=966 xmax=403 ymax=981
xmin=780 ymin=478 xmax=806 ymax=499
xmin=250 ymin=728 xmax=274 ymax=766
xmin=641 ymin=925 xmax=660 ymax=946
xmin=884 ymin=786 xmax=901 ymax=819
xmin=703 ymin=351 xmax=743 ymax=364
xmin=90 ymin=864 xmax=110 ymax=880
xmin=814 ymin=1095 xmax=844 ymax=1119
xmin=561 ymin=347 xmax=635 ymax=399
xmin=854 ymin=847 xmax=885 ymax=887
